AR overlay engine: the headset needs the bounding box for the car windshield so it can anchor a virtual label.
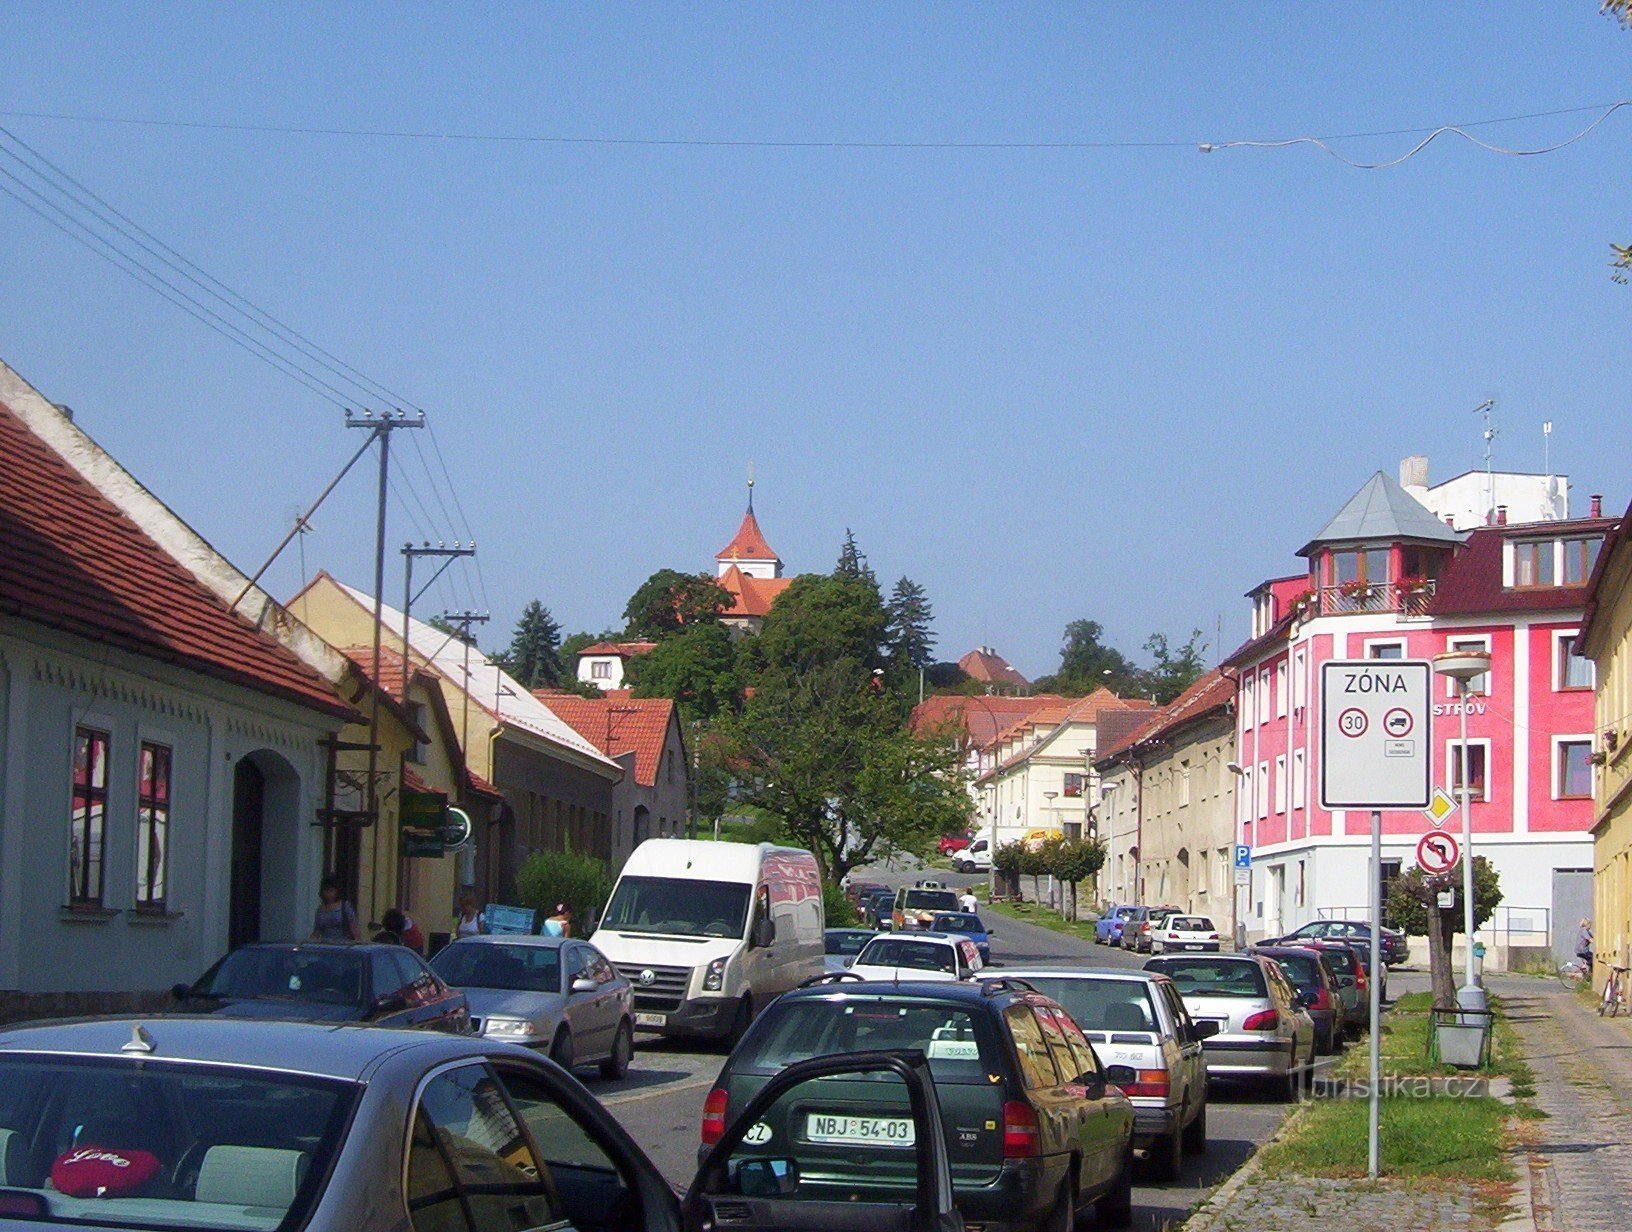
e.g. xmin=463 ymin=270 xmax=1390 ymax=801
xmin=930 ymin=913 xmax=982 ymax=933
xmin=856 ymin=938 xmax=956 ymax=974
xmin=191 ymin=947 xmax=365 ymax=1007
xmin=1170 ymin=917 xmax=1213 ymax=932
xmin=1115 ymin=907 xmax=1137 ymax=920
xmin=1020 ymin=977 xmax=1160 ymax=1033
xmin=825 ymin=931 xmax=871 ymax=956
xmin=599 ymin=876 xmax=752 ymax=938
xmin=902 ymin=890 xmax=958 ymax=912
xmin=1151 ymin=959 xmax=1269 ymax=998
xmin=0 ymin=1054 xmax=355 ymax=1230
xmin=431 ymin=941 xmax=561 ymax=993
xmin=734 ymin=998 xmax=996 ymax=1084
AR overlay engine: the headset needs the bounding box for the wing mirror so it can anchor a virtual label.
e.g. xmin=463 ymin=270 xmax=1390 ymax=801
xmin=1103 ymin=1064 xmax=1138 ymax=1088
xmin=751 ymin=918 xmax=775 ymax=949
xmin=570 ymin=977 xmax=598 ymax=994
xmin=729 ymin=1157 xmax=800 ymax=1198
xmin=170 ymin=982 xmax=193 ymax=1001
xmin=1296 ymin=989 xmax=1319 ymax=1009
xmin=1191 ymin=1020 xmax=1221 ymax=1041
xmin=372 ymin=992 xmax=409 ymax=1016
xmin=1338 ymin=975 xmax=1356 ymax=989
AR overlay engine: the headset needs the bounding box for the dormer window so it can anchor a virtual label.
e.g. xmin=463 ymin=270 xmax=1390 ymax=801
xmin=1563 ymin=536 xmax=1603 ymax=585
xmin=1505 ymin=534 xmax=1603 ymax=589
xmin=1511 ymin=540 xmax=1554 ymax=588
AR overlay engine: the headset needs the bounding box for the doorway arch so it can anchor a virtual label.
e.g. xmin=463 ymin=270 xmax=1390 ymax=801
xmin=230 ymin=750 xmax=302 ymax=947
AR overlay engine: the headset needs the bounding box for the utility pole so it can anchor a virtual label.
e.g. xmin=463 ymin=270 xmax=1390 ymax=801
xmin=440 ymin=610 xmax=491 ymax=758
xmin=402 ymin=541 xmax=477 ymax=702
xmin=345 ymin=409 xmax=423 ymax=830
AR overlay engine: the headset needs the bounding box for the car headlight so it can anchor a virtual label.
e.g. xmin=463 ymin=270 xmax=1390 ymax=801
xmin=484 ymin=1018 xmax=542 ymax=1038
xmin=703 ymin=957 xmax=728 ymax=992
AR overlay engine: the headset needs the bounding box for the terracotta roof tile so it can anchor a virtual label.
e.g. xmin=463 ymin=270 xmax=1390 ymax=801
xmin=532 ymin=692 xmax=680 ymax=788
xmin=909 ymin=694 xmax=1067 ymax=745
xmin=718 ymin=565 xmax=794 ymax=618
xmin=957 ymin=648 xmax=1031 ymax=688
xmin=1096 ymin=670 xmax=1235 ymax=764
xmin=577 ymin=640 xmax=658 ymax=658
xmin=716 ymin=508 xmax=780 ymax=562
xmin=0 ymin=395 xmax=352 ymax=718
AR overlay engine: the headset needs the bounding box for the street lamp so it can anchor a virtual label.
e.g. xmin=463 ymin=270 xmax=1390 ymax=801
xmin=1433 ymin=648 xmax=1492 ymax=1012
xmin=1226 ymin=762 xmax=1249 ymax=951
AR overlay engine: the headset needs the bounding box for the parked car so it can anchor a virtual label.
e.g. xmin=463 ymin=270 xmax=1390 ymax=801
xmin=938 ymin=831 xmax=974 ymax=855
xmin=954 ymin=832 xmax=993 ymax=874
xmin=1291 ymin=939 xmax=1367 ymax=1035
xmin=1251 ymin=945 xmax=1344 ymax=1055
xmin=891 ymin=882 xmax=961 ymax=931
xmin=703 ymin=977 xmax=1137 ymax=1228
xmin=1124 ymin=906 xmax=1181 ymax=953
xmin=929 ymin=911 xmax=992 ymax=963
xmin=842 ymin=879 xmax=888 ymax=907
xmin=172 ymin=942 xmax=470 ymax=1033
xmin=1266 ymin=918 xmax=1409 ymax=967
xmin=986 ymin=968 xmax=1214 ymax=1180
xmin=860 ymin=887 xmax=897 ymax=930
xmin=1095 ymin=904 xmax=1139 ymax=945
xmin=1144 ymin=953 xmax=1317 ymax=1098
xmin=1150 ymin=914 xmax=1222 ymax=955
xmin=0 ymin=1015 xmax=959 ymax=1231
xmin=850 ymin=933 xmax=984 ymax=982
xmin=823 ymin=927 xmax=876 ymax=971
xmin=429 ymin=934 xmax=633 ymax=1077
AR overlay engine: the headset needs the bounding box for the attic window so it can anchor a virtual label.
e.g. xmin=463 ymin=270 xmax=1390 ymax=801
xmin=1506 ymin=535 xmax=1603 ymax=589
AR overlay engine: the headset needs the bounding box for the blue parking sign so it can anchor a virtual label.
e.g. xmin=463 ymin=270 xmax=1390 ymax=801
xmin=1233 ymin=844 xmax=1251 ymax=869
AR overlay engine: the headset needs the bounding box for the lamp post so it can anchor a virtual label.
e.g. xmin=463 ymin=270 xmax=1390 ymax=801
xmin=1433 ymin=648 xmax=1492 ymax=1011
xmin=1227 ymin=761 xmax=1249 ymax=952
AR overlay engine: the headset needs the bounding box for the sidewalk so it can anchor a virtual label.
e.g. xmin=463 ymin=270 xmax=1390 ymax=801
xmin=1490 ymin=973 xmax=1632 ymax=1232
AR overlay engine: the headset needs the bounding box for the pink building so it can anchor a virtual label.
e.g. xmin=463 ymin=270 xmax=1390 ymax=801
xmin=1227 ymin=471 xmax=1617 ymax=956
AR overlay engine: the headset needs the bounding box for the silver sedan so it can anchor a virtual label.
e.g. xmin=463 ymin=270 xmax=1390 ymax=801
xmin=430 ymin=933 xmax=635 ymax=1079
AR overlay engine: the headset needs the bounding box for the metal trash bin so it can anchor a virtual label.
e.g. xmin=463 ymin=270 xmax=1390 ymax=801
xmin=1429 ymin=1006 xmax=1493 ymax=1069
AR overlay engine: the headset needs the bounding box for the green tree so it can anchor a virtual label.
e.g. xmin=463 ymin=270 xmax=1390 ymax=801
xmin=515 ymin=844 xmax=613 ymax=930
xmin=500 ymin=600 xmax=565 ymax=689
xmin=1140 ymin=629 xmax=1209 ymax=705
xmin=834 ymin=528 xmax=875 ymax=582
xmin=885 ymin=577 xmax=936 ymax=672
xmin=627 ymin=622 xmax=740 ymax=725
xmin=622 ymin=569 xmax=731 ymax=640
xmin=923 ymin=662 xmax=970 ymax=691
xmin=748 ymin=572 xmax=890 ymax=678
xmin=1019 ymin=837 xmax=1057 ymax=904
xmin=717 ymin=659 xmax=971 ymax=882
xmin=1047 ymin=837 xmax=1107 ymax=921
xmin=1387 ymin=856 xmax=1503 ymax=1009
xmin=1035 ymin=618 xmax=1141 ymax=696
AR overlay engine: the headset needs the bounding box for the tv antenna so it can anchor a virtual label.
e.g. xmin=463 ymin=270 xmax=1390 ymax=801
xmin=1473 ymin=400 xmax=1497 ymax=522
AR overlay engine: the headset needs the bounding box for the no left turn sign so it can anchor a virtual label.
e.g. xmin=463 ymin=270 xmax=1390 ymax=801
xmin=1416 ymin=831 xmax=1460 ymax=875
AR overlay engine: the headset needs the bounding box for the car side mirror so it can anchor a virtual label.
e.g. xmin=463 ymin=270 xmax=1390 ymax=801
xmin=1191 ymin=1020 xmax=1221 ymax=1041
xmin=570 ymin=977 xmax=598 ymax=994
xmin=1104 ymin=1064 xmax=1137 ymax=1088
xmin=1338 ymin=975 xmax=1356 ymax=989
xmin=729 ymin=1157 xmax=800 ymax=1198
xmin=1296 ymin=989 xmax=1318 ymax=1008
xmin=372 ymin=992 xmax=409 ymax=1016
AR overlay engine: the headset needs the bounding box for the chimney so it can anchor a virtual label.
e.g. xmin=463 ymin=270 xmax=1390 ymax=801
xmin=1496 ymin=506 xmax=1508 ymax=526
xmin=1400 ymin=455 xmax=1429 ymax=490
xmin=1444 ymin=515 xmax=1455 ymax=527
xmin=1591 ymin=494 xmax=1603 ymax=518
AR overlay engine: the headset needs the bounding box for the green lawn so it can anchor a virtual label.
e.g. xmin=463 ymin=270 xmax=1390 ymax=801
xmin=983 ymin=899 xmax=1100 ymax=944
xmin=1334 ymin=992 xmax=1530 ymax=1082
xmin=1257 ymin=1095 xmax=1513 ymax=1181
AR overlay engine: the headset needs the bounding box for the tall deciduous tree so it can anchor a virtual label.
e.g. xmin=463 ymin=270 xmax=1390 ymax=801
xmin=1141 ymin=629 xmax=1209 ymax=704
xmin=748 ymin=573 xmax=890 ymax=677
xmin=627 ymin=622 xmax=740 ymax=726
xmin=885 ymin=577 xmax=936 ymax=672
xmin=622 ymin=569 xmax=730 ymax=640
xmin=1035 ymin=618 xmax=1141 ymax=696
xmin=501 ymin=600 xmax=564 ymax=689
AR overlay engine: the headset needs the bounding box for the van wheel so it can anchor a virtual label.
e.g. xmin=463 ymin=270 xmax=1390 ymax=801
xmin=600 ymin=1020 xmax=633 ymax=1080
xmin=550 ymin=1028 xmax=574 ymax=1072
xmin=1182 ymin=1097 xmax=1207 ymax=1153
xmin=722 ymin=997 xmax=752 ymax=1051
xmin=1093 ymin=1144 xmax=1134 ymax=1228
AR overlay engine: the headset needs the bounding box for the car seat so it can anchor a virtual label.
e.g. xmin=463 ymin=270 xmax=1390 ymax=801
xmin=193 ymin=1145 xmax=309 ymax=1209
xmin=1104 ymin=1001 xmax=1152 ymax=1033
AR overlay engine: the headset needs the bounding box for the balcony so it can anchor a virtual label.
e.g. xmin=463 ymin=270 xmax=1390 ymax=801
xmin=1313 ymin=579 xmax=1437 ymax=619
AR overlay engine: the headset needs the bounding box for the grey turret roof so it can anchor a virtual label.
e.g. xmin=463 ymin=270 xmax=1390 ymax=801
xmin=1297 ymin=471 xmax=1464 ymax=557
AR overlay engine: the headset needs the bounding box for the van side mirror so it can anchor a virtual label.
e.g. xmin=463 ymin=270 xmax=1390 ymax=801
xmin=751 ymin=918 xmax=774 ymax=949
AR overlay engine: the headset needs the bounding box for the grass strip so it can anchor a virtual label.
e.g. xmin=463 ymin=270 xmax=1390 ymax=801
xmin=1333 ymin=992 xmax=1529 ymax=1081
xmin=1256 ymin=1095 xmax=1512 ymax=1181
xmin=983 ymin=899 xmax=1100 ymax=944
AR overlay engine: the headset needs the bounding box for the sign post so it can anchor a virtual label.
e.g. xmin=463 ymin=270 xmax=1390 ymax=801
xmin=1321 ymin=659 xmax=1432 ymax=1180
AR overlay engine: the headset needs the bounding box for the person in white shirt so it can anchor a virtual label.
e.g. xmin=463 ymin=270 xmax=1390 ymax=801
xmin=959 ymin=890 xmax=979 ymax=914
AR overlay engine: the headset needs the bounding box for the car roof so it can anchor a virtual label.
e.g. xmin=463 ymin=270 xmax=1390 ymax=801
xmin=826 ymin=927 xmax=874 ymax=935
xmin=931 ymin=911 xmax=981 ymax=922
xmin=867 ymin=931 xmax=958 ymax=945
xmin=440 ymin=934 xmax=571 ymax=950
xmin=1147 ymin=952 xmax=1260 ymax=965
xmin=777 ymin=979 xmax=1011 ymax=1007
xmin=0 ymin=1016 xmax=494 ymax=1081
xmin=988 ymin=968 xmax=1172 ymax=987
xmin=231 ymin=941 xmax=398 ymax=954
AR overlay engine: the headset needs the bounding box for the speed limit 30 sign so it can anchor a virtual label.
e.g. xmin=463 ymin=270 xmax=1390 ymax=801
xmin=1320 ymin=660 xmax=1432 ymax=810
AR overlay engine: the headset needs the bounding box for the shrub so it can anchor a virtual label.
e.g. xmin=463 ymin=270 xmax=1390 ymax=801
xmin=824 ymin=881 xmax=859 ymax=928
xmin=516 ymin=845 xmax=613 ymax=931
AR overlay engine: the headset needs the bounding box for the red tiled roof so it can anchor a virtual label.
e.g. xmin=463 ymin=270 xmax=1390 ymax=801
xmin=718 ymin=565 xmax=794 ymax=618
xmin=0 ymin=396 xmax=353 ymax=719
xmin=466 ymin=768 xmax=504 ymax=800
xmin=716 ymin=508 xmax=780 ymax=562
xmin=577 ymin=640 xmax=658 ymax=659
xmin=402 ymin=766 xmax=444 ymax=796
xmin=977 ymin=689 xmax=1155 ymax=781
xmin=532 ymin=692 xmax=680 ymax=787
xmin=910 ymin=694 xmax=1067 ymax=745
xmin=957 ymin=648 xmax=1031 ymax=688
xmin=1095 ymin=670 xmax=1235 ymax=765
xmin=1428 ymin=516 xmax=1620 ymax=617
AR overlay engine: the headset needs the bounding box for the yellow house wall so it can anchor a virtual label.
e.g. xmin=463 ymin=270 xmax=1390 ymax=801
xmin=1591 ymin=549 xmax=1632 ymax=982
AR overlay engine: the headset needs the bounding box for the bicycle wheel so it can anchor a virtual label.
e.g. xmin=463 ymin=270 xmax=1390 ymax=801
xmin=1600 ymin=981 xmax=1615 ymax=1017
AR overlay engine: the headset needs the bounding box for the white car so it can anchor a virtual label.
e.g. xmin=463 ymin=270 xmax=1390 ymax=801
xmin=1151 ymin=914 xmax=1223 ymax=955
xmin=849 ymin=933 xmax=984 ymax=982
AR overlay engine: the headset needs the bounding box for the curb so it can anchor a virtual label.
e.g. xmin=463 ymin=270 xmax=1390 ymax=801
xmin=1176 ymin=1100 xmax=1308 ymax=1232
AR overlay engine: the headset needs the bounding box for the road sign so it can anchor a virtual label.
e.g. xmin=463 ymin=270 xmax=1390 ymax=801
xmin=1416 ymin=831 xmax=1460 ymax=875
xmin=1423 ymin=788 xmax=1458 ymax=829
xmin=1234 ymin=844 xmax=1252 ymax=870
xmin=1234 ymin=866 xmax=1251 ymax=886
xmin=1320 ymin=660 xmax=1433 ymax=810
xmin=1436 ymin=890 xmax=1456 ymax=909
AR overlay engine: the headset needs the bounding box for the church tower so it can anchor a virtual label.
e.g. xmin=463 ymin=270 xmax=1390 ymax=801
xmin=715 ymin=476 xmax=783 ymax=581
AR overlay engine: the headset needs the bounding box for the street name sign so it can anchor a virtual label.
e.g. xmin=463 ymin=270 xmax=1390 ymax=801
xmin=1320 ymin=660 xmax=1433 ymax=811
xmin=1416 ymin=831 xmax=1460 ymax=875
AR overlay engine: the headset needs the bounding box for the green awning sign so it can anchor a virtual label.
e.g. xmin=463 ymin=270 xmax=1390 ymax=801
xmin=400 ymin=788 xmax=448 ymax=858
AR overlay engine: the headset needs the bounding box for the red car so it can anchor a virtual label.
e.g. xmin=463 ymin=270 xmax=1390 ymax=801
xmin=937 ymin=832 xmax=973 ymax=855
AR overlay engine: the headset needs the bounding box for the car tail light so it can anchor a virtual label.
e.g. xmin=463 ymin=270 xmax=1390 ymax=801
xmin=1001 ymin=1101 xmax=1040 ymax=1158
xmin=1242 ymin=1008 xmax=1279 ymax=1031
xmin=701 ymin=1087 xmax=729 ymax=1146
xmin=1208 ymin=934 xmax=1219 ymax=940
xmin=1118 ymin=1069 xmax=1171 ymax=1098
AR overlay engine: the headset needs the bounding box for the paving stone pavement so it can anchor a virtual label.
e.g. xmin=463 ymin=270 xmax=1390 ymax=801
xmin=1206 ymin=1175 xmax=1496 ymax=1232
xmin=1492 ymin=974 xmax=1632 ymax=1232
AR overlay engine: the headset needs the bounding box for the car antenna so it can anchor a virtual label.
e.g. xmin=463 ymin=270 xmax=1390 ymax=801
xmin=121 ymin=1024 xmax=156 ymax=1054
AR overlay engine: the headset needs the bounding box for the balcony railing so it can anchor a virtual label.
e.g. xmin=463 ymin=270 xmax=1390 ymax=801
xmin=1313 ymin=579 xmax=1437 ymax=619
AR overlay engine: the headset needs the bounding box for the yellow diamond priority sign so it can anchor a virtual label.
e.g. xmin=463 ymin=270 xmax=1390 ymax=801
xmin=1423 ymin=787 xmax=1458 ymax=829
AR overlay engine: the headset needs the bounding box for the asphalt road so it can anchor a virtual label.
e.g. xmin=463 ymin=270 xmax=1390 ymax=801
xmin=598 ymin=861 xmax=1292 ymax=1229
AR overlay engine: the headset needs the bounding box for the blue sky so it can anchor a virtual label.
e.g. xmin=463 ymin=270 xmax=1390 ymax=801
xmin=3 ymin=4 xmax=1628 ymax=677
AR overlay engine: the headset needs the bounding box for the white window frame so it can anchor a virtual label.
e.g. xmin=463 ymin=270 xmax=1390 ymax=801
xmin=1242 ymin=675 xmax=1255 ymax=731
xmin=1257 ymin=668 xmax=1271 ymax=723
xmin=1292 ymin=646 xmax=1308 ymax=711
xmin=590 ymin=659 xmax=613 ymax=680
xmin=1443 ymin=634 xmax=1491 ymax=697
xmin=1291 ymin=748 xmax=1306 ymax=809
xmin=1445 ymin=737 xmax=1493 ymax=803
xmin=1257 ymin=761 xmax=1270 ymax=820
xmin=1275 ymin=662 xmax=1288 ymax=718
xmin=1552 ymin=734 xmax=1595 ymax=800
xmin=1274 ymin=754 xmax=1288 ymax=813
xmin=1552 ymin=629 xmax=1595 ymax=692
xmin=1365 ymin=638 xmax=1406 ymax=660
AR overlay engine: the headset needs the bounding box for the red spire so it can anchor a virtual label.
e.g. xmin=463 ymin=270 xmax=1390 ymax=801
xmin=716 ymin=507 xmax=779 ymax=562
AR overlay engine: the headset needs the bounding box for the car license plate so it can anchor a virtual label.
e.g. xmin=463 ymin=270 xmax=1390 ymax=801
xmin=635 ymin=1012 xmax=666 ymax=1028
xmin=806 ymin=1114 xmax=915 ymax=1147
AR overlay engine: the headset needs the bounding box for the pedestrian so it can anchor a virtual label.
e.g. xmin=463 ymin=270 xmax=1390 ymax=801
xmin=959 ymin=888 xmax=979 ymax=914
xmin=455 ymin=892 xmax=486 ymax=938
xmin=392 ymin=908 xmax=427 ymax=954
xmin=543 ymin=903 xmax=572 ymax=938
xmin=310 ymin=876 xmax=359 ymax=942
xmin=1576 ymin=918 xmax=1595 ymax=975
xmin=373 ymin=907 xmax=408 ymax=946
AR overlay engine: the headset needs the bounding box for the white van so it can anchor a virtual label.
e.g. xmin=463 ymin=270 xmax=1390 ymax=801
xmin=590 ymin=839 xmax=824 ymax=1043
xmin=955 ymin=827 xmax=993 ymax=874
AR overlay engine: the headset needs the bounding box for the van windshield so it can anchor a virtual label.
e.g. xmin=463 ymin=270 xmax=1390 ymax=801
xmin=599 ymin=876 xmax=752 ymax=938
xmin=902 ymin=890 xmax=958 ymax=912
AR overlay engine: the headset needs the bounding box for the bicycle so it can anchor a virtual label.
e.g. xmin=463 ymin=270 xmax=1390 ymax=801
xmin=1558 ymin=957 xmax=1590 ymax=988
xmin=1599 ymin=964 xmax=1629 ymax=1018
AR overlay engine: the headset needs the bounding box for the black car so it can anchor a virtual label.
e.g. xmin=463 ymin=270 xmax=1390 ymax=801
xmin=172 ymin=941 xmax=471 ymax=1032
xmin=1266 ymin=919 xmax=1409 ymax=967
xmin=860 ymin=888 xmax=897 ymax=930
xmin=702 ymin=976 xmax=1137 ymax=1230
